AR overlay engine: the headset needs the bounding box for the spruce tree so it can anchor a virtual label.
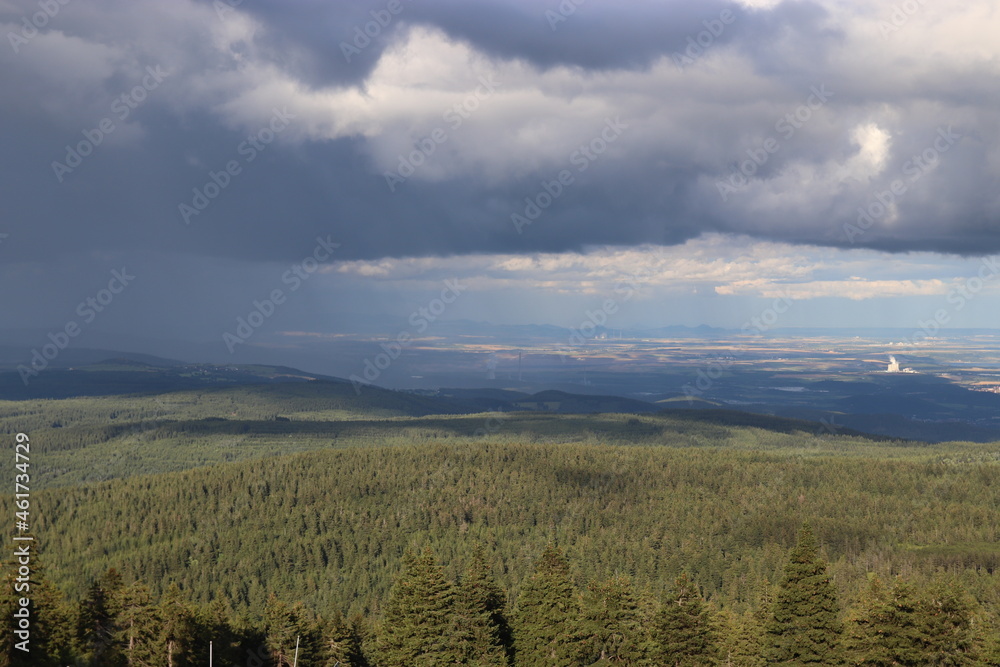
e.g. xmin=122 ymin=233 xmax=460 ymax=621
xmin=113 ymin=581 xmax=159 ymax=667
xmin=263 ymin=595 xmax=329 ymax=666
xmin=376 ymin=547 xmax=460 ymax=666
xmin=347 ymin=612 xmax=375 ymax=667
xmin=734 ymin=580 xmax=774 ymax=667
xmin=918 ymin=578 xmax=978 ymax=665
xmin=455 ymin=545 xmax=510 ymax=665
xmin=263 ymin=594 xmax=299 ymax=667
xmin=844 ymin=576 xmax=979 ymax=666
xmin=513 ymin=544 xmax=585 ymax=667
xmin=764 ymin=523 xmax=843 ymax=665
xmin=980 ymin=619 xmax=1000 ymax=667
xmin=318 ymin=609 xmax=363 ymax=667
xmin=157 ymin=583 xmax=198 ymax=667
xmin=652 ymin=573 xmax=717 ymax=666
xmin=843 ymin=575 xmax=915 ymax=666
xmin=76 ymin=569 xmax=125 ymax=665
xmin=715 ymin=608 xmax=767 ymax=667
xmin=197 ymin=592 xmax=242 ymax=667
xmin=582 ymin=575 xmax=650 ymax=665
xmin=0 ymin=537 xmax=73 ymax=667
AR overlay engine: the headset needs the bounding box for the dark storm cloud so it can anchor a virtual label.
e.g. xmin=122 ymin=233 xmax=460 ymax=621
xmin=1 ymin=0 xmax=999 ymax=278
xmin=232 ymin=0 xmax=413 ymax=87
xmin=237 ymin=0 xmax=747 ymax=84
xmin=0 ymin=104 xmax=701 ymax=264
xmin=403 ymin=0 xmax=745 ymax=72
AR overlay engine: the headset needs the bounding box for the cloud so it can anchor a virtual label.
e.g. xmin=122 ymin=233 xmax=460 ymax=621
xmin=1 ymin=0 xmax=999 ymax=282
xmin=329 ymin=235 xmax=980 ymax=301
xmin=715 ymin=278 xmax=949 ymax=300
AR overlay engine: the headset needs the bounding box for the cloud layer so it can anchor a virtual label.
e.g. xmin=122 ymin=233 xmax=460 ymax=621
xmin=3 ymin=0 xmax=1000 ymax=351
xmin=2 ymin=0 xmax=998 ymax=268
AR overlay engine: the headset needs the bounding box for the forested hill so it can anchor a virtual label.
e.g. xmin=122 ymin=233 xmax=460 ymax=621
xmin=1 ymin=374 xmax=999 ymax=665
xmin=8 ymin=437 xmax=1000 ymax=664
xmin=30 ymin=438 xmax=1000 ymax=614
xmin=0 ymin=359 xmax=467 ymax=406
xmin=3 ymin=396 xmax=917 ymax=491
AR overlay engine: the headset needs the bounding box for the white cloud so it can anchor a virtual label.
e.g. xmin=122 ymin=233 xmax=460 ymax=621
xmin=328 ymin=235 xmax=1000 ymax=306
xmin=716 ymin=278 xmax=948 ymax=300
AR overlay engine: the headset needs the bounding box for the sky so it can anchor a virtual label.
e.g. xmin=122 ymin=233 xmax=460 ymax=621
xmin=2 ymin=0 xmax=999 ymax=362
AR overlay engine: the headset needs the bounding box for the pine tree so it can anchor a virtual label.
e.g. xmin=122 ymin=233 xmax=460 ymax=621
xmin=455 ymin=545 xmax=510 ymax=665
xmin=376 ymin=547 xmax=460 ymax=666
xmin=764 ymin=523 xmax=843 ymax=665
xmin=513 ymin=544 xmax=585 ymax=667
xmin=652 ymin=573 xmax=717 ymax=666
xmin=582 ymin=575 xmax=650 ymax=665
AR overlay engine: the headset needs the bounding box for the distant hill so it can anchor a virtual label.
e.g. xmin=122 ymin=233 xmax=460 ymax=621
xmin=5 ymin=352 xmax=995 ymax=443
xmin=510 ymin=389 xmax=659 ymax=414
xmin=0 ymin=345 xmax=183 ymax=369
xmin=434 ymin=387 xmax=671 ymax=415
xmin=656 ymin=408 xmax=901 ymax=441
xmin=0 ymin=359 xmax=348 ymax=400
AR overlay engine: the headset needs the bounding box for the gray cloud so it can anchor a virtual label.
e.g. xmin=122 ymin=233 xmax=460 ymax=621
xmin=1 ymin=0 xmax=998 ymax=282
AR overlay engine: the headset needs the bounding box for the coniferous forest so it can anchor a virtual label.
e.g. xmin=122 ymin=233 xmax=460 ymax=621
xmin=6 ymin=0 xmax=1000 ymax=662
xmin=2 ymin=383 xmax=1000 ymax=665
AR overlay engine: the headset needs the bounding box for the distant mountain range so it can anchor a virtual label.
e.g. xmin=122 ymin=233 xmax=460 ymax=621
xmin=2 ymin=354 xmax=997 ymax=443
